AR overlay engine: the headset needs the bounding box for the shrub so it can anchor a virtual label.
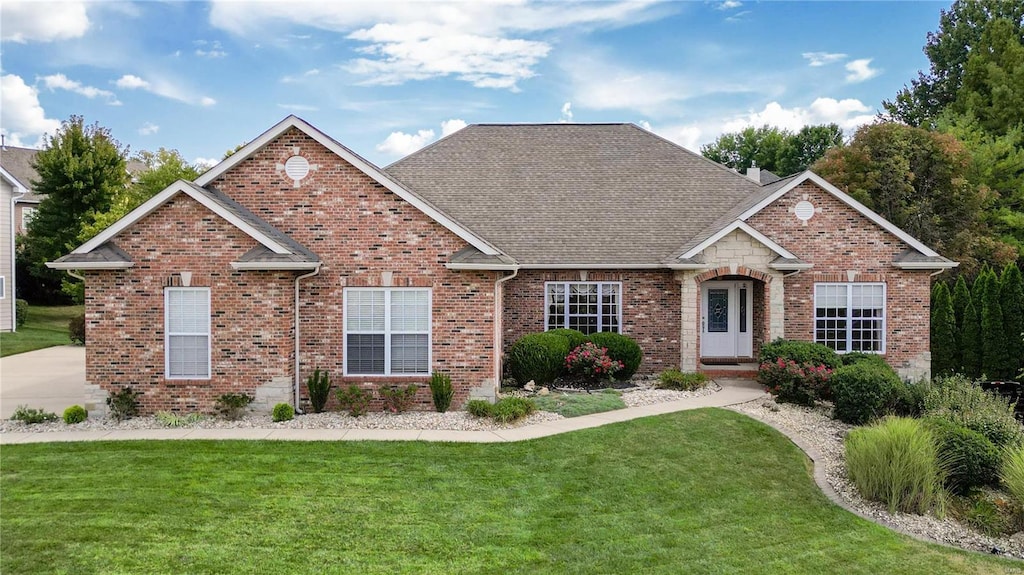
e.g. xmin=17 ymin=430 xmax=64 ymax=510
xmin=15 ymin=299 xmax=28 ymax=329
xmin=62 ymin=405 xmax=87 ymax=424
xmin=840 ymin=352 xmax=890 ymax=368
xmin=565 ymin=342 xmax=624 ymax=388
xmin=545 ymin=328 xmax=589 ymax=351
xmin=950 ymin=494 xmax=1016 ymax=537
xmin=1001 ymin=446 xmax=1024 ymax=512
xmin=380 ymin=384 xmax=418 ymax=414
xmin=531 ymin=391 xmax=625 ymax=417
xmin=215 ymin=393 xmax=254 ymax=421
xmin=845 ymin=417 xmax=946 ymax=516
xmin=656 ymin=369 xmax=708 ymax=391
xmin=154 ymin=411 xmax=202 ymax=427
xmin=306 ymin=368 xmax=331 ymax=413
xmin=925 ymin=418 xmax=1001 ymax=495
xmin=68 ymin=313 xmax=85 ymax=344
xmin=587 ymin=332 xmax=643 ymax=380
xmin=757 ymin=358 xmax=832 ymax=406
xmin=10 ymin=405 xmax=58 ymax=424
xmin=924 ymin=375 xmax=1023 ymax=448
xmin=506 ymin=332 xmax=571 ymax=386
xmin=336 ymin=385 xmax=372 ymax=417
xmin=758 ymin=338 xmax=840 ymax=370
xmin=466 ymin=399 xmax=493 ymax=418
xmin=106 ymin=386 xmax=141 ymax=421
xmin=892 ymin=379 xmax=930 ymax=418
xmin=491 ymin=397 xmax=536 ymax=424
xmin=272 ymin=402 xmax=295 ymax=422
xmin=429 ymin=372 xmax=454 ymax=413
xmin=831 ymin=362 xmax=902 ymax=425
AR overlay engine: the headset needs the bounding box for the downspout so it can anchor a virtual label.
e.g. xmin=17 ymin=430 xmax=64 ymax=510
xmin=493 ymin=268 xmax=519 ymax=397
xmin=9 ymin=190 xmax=24 ymax=332
xmin=294 ymin=266 xmax=321 ymax=413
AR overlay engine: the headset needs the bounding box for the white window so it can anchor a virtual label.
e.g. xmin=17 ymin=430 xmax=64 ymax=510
xmin=0 ymin=276 xmax=5 ymax=299
xmin=165 ymin=287 xmax=211 ymax=379
xmin=814 ymin=283 xmax=886 ymax=353
xmin=344 ymin=288 xmax=431 ymax=376
xmin=21 ymin=207 xmax=36 ymax=231
xmin=545 ymin=282 xmax=621 ymax=334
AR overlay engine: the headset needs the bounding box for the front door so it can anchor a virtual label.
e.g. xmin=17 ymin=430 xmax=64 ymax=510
xmin=701 ymin=281 xmax=753 ymax=358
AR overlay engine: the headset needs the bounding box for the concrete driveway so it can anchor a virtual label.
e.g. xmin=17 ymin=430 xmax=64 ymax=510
xmin=0 ymin=345 xmax=85 ymax=419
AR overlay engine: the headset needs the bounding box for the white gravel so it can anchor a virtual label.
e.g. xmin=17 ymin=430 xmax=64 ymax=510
xmin=731 ymin=398 xmax=1024 ymax=560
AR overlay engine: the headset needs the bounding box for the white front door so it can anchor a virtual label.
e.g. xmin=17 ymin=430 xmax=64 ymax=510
xmin=701 ymin=281 xmax=753 ymax=358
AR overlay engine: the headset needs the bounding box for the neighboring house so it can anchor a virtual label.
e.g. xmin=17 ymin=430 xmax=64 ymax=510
xmin=1 ymin=145 xmax=43 ymax=331
xmin=48 ymin=116 xmax=957 ymax=414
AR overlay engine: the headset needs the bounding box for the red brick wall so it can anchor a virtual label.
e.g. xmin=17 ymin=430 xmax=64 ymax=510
xmin=502 ymin=270 xmax=681 ymax=375
xmin=747 ymin=182 xmax=932 ymax=374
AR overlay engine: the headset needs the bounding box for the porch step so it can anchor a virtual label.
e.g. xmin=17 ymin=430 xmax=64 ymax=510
xmin=699 ymin=361 xmax=759 ymax=380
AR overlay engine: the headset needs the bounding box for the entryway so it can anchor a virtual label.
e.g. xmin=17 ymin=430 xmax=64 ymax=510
xmin=700 ymin=280 xmax=753 ymax=360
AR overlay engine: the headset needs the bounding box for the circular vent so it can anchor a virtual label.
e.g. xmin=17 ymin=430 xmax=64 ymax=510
xmin=794 ymin=200 xmax=815 ymax=221
xmin=285 ymin=155 xmax=310 ymax=181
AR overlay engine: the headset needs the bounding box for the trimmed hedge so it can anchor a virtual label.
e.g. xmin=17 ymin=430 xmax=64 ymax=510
xmin=587 ymin=332 xmax=642 ymax=380
xmin=831 ymin=361 xmax=902 ymax=425
xmin=924 ymin=417 xmax=1000 ymax=495
xmin=759 ymin=339 xmax=841 ymax=370
xmin=506 ymin=332 xmax=571 ymax=386
xmin=545 ymin=328 xmax=589 ymax=352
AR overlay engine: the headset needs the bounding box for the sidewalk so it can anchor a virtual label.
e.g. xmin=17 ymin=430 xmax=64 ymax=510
xmin=0 ymin=379 xmax=768 ymax=445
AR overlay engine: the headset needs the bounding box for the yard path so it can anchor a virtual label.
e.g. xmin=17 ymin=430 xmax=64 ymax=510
xmin=0 ymin=345 xmax=85 ymax=419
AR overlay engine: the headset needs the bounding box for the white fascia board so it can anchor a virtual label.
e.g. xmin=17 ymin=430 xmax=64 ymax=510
xmin=0 ymin=167 xmax=28 ymax=192
xmin=195 ymin=115 xmax=503 ymax=257
xmin=445 ymin=263 xmax=519 ymax=271
xmin=894 ymin=261 xmax=959 ymax=270
xmin=74 ymin=181 xmax=291 ymax=255
xmin=738 ymin=171 xmax=941 ymax=258
xmin=679 ymin=220 xmax=797 ymax=261
xmin=230 ymin=261 xmax=321 ymax=271
xmin=46 ymin=261 xmax=134 ymax=270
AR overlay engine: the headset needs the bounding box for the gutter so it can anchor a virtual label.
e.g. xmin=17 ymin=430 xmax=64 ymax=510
xmin=493 ymin=268 xmax=519 ymax=397
xmin=9 ymin=189 xmax=24 ymax=332
xmin=294 ymin=265 xmax=321 ymax=412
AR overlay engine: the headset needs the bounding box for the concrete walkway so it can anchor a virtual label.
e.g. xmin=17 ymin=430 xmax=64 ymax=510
xmin=0 ymin=345 xmax=85 ymax=419
xmin=0 ymin=379 xmax=768 ymax=445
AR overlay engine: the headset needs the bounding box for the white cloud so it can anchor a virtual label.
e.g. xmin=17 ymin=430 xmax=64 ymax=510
xmin=725 ymin=10 xmax=751 ymax=22
xmin=278 ymin=103 xmax=319 ymax=112
xmin=1 ymin=1 xmax=89 ymax=43
xmin=560 ymin=102 xmax=573 ymax=123
xmin=193 ymin=157 xmax=219 ymax=169
xmin=114 ymin=74 xmax=216 ymax=106
xmin=722 ymin=98 xmax=874 ymax=133
xmin=209 ymin=1 xmax=661 ymax=90
xmin=40 ymin=73 xmax=121 ymax=105
xmin=440 ymin=119 xmax=467 ymax=137
xmin=802 ymin=52 xmax=847 ymax=67
xmin=653 ymin=123 xmax=704 ymax=152
xmin=1 ymin=74 xmax=60 ymax=147
xmin=716 ymin=0 xmax=742 ymax=9
xmin=376 ymin=129 xmax=436 ymax=156
xmin=281 ymin=68 xmax=321 ymax=83
xmin=845 ymin=58 xmax=880 ymax=83
xmin=637 ymin=120 xmax=652 ymax=132
xmin=138 ymin=122 xmax=159 ymax=136
xmin=194 ymin=40 xmax=227 ymax=58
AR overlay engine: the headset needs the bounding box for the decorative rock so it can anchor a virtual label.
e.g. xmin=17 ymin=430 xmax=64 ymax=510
xmin=538 ymin=387 xmax=550 ymax=396
xmin=524 ymin=380 xmax=536 ymax=392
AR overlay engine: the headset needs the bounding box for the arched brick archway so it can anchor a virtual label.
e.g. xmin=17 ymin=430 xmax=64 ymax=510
xmin=692 ymin=267 xmax=773 ymax=371
xmin=694 ymin=266 xmax=773 ymax=285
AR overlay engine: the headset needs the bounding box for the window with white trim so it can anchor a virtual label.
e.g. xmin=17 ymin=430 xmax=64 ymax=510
xmin=814 ymin=283 xmax=885 ymax=353
xmin=545 ymin=282 xmax=621 ymax=334
xmin=165 ymin=287 xmax=211 ymax=379
xmin=344 ymin=288 xmax=431 ymax=375
xmin=21 ymin=207 xmax=36 ymax=232
xmin=0 ymin=276 xmax=6 ymax=299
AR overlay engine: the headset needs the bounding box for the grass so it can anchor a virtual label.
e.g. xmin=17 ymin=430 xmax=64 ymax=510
xmin=1 ymin=409 xmax=1019 ymax=574
xmin=0 ymin=305 xmax=81 ymax=357
xmin=532 ymin=389 xmax=626 ymax=417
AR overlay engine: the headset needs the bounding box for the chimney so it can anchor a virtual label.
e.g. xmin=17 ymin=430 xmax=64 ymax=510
xmin=745 ymin=165 xmax=760 ymax=183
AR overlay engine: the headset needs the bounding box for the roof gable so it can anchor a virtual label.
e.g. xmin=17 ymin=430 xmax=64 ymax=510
xmin=196 ymin=115 xmax=503 ymax=258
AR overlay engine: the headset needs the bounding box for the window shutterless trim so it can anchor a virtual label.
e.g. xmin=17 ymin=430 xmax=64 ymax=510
xmin=164 ymin=287 xmax=212 ymax=380
xmin=543 ymin=281 xmax=623 ymax=334
xmin=813 ymin=282 xmax=886 ymax=354
xmin=0 ymin=276 xmax=5 ymax=299
xmin=342 ymin=287 xmax=432 ymax=377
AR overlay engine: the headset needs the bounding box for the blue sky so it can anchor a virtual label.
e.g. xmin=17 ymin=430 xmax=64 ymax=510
xmin=1 ymin=1 xmax=946 ymax=168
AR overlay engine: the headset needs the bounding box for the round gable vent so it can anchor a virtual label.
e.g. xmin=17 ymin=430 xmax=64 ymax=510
xmin=794 ymin=200 xmax=815 ymax=222
xmin=285 ymin=155 xmax=310 ymax=182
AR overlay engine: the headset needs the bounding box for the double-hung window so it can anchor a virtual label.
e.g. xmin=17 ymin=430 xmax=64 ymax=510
xmin=814 ymin=283 xmax=885 ymax=353
xmin=545 ymin=282 xmax=621 ymax=334
xmin=344 ymin=288 xmax=431 ymax=375
xmin=165 ymin=287 xmax=211 ymax=378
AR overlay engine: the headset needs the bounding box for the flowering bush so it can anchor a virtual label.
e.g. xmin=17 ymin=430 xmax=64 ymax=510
xmin=757 ymin=358 xmax=833 ymax=406
xmin=565 ymin=342 xmax=624 ymax=387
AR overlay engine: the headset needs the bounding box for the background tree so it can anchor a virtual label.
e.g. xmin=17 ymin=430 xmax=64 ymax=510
xmin=951 ymin=275 xmax=972 ymax=370
xmin=781 ymin=124 xmax=845 ymax=175
xmin=978 ymin=267 xmax=1010 ymax=379
xmin=17 ymin=116 xmax=127 ymax=303
xmin=1000 ymin=263 xmax=1024 ymax=379
xmin=700 ymin=124 xmax=843 ymax=176
xmin=930 ymin=282 xmax=957 ymax=376
xmin=961 ymin=296 xmax=982 ymax=378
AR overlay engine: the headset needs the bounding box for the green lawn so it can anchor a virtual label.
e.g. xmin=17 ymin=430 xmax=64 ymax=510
xmin=1 ymin=409 xmax=1018 ymax=574
xmin=0 ymin=305 xmax=81 ymax=357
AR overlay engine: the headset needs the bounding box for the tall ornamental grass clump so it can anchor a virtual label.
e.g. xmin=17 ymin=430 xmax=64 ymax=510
xmin=845 ymin=417 xmax=946 ymax=516
xmin=1001 ymin=446 xmax=1024 ymax=513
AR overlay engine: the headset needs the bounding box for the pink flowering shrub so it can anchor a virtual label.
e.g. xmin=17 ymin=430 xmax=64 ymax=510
xmin=565 ymin=342 xmax=624 ymax=388
xmin=757 ymin=358 xmax=833 ymax=406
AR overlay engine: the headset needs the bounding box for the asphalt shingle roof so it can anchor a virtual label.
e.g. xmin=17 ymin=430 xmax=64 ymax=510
xmin=386 ymin=124 xmax=768 ymax=266
xmin=0 ymin=146 xmax=43 ymax=201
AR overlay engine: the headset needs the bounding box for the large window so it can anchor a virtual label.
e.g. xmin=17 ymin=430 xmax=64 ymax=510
xmin=814 ymin=283 xmax=885 ymax=353
xmin=344 ymin=288 xmax=431 ymax=375
xmin=545 ymin=282 xmax=621 ymax=334
xmin=165 ymin=287 xmax=211 ymax=379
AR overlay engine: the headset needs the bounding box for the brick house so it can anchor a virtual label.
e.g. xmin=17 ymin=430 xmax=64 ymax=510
xmin=49 ymin=116 xmax=956 ymax=414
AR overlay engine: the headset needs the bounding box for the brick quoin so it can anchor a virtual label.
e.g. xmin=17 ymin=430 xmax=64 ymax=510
xmin=747 ymin=182 xmax=933 ymax=376
xmin=86 ymin=127 xmax=498 ymax=414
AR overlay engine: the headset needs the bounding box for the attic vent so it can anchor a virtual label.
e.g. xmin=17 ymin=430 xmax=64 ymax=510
xmin=794 ymin=200 xmax=815 ymax=222
xmin=285 ymin=155 xmax=310 ymax=182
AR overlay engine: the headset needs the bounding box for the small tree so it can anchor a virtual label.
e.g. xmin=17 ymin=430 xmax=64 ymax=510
xmin=931 ymin=282 xmax=957 ymax=376
xmin=961 ymin=297 xmax=983 ymax=379
xmin=1000 ymin=263 xmax=1024 ymax=380
xmin=951 ymin=275 xmax=972 ymax=371
xmin=979 ymin=267 xmax=1010 ymax=379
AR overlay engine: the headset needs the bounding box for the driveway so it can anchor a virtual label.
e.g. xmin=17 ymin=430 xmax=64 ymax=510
xmin=0 ymin=346 xmax=85 ymax=419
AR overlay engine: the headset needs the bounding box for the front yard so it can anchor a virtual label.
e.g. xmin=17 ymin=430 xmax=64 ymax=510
xmin=0 ymin=305 xmax=81 ymax=357
xmin=1 ymin=409 xmax=1015 ymax=574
